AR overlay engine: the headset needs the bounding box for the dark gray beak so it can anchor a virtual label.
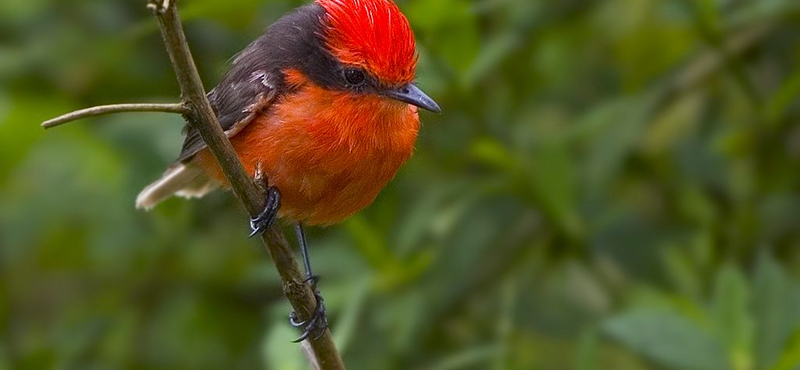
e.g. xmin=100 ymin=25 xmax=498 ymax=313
xmin=384 ymin=84 xmax=441 ymax=113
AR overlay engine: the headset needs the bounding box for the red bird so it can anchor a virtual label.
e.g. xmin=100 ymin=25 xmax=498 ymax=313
xmin=136 ymin=0 xmax=439 ymax=339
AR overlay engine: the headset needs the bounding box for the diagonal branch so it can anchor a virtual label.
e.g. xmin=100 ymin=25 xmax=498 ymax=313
xmin=150 ymin=1 xmax=344 ymax=368
xmin=43 ymin=0 xmax=345 ymax=369
xmin=151 ymin=1 xmax=345 ymax=367
xmin=42 ymin=103 xmax=188 ymax=129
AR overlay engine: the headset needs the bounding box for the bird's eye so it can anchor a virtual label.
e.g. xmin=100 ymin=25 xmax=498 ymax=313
xmin=344 ymin=69 xmax=366 ymax=86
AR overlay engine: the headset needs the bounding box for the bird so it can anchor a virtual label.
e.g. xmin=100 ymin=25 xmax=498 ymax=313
xmin=135 ymin=0 xmax=440 ymax=340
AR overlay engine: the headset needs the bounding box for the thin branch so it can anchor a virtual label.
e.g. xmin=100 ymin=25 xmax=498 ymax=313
xmin=147 ymin=1 xmax=346 ymax=369
xmin=42 ymin=103 xmax=188 ymax=129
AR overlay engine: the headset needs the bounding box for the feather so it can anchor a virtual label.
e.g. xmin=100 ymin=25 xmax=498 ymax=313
xmin=317 ymin=0 xmax=417 ymax=85
xmin=136 ymin=164 xmax=218 ymax=210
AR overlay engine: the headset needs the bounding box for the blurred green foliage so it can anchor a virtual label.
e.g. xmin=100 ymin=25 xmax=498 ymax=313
xmin=2 ymin=0 xmax=800 ymax=369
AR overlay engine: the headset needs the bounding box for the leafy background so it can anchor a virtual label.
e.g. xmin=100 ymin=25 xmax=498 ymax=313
xmin=2 ymin=0 xmax=800 ymax=369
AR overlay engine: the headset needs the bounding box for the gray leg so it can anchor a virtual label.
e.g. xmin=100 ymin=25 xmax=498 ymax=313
xmin=289 ymin=223 xmax=328 ymax=342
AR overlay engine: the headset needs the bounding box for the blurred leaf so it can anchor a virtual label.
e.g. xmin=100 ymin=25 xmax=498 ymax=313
xmin=331 ymin=279 xmax=370 ymax=356
xmin=770 ymin=328 xmax=800 ymax=370
xmin=766 ymin=68 xmax=800 ymax=126
xmin=525 ymin=142 xmax=581 ymax=238
xmin=694 ymin=0 xmax=723 ymax=34
xmin=712 ymin=264 xmax=753 ymax=370
xmin=759 ymin=194 xmax=800 ymax=243
xmin=263 ymin=324 xmax=305 ymax=370
xmin=729 ymin=0 xmax=800 ymax=27
xmin=374 ymin=249 xmax=435 ymax=291
xmin=642 ymin=90 xmax=704 ymax=155
xmin=662 ymin=245 xmax=702 ymax=299
xmin=753 ymin=253 xmax=800 ymax=369
xmin=406 ymin=0 xmax=481 ymax=77
xmin=603 ymin=310 xmax=730 ymax=370
xmin=470 ymin=137 xmax=517 ymax=172
xmin=584 ymin=91 xmax=663 ymax=193
xmin=394 ymin=180 xmax=472 ymax=255
xmin=464 ymin=32 xmax=518 ymax=88
xmin=0 ymin=93 xmax=69 ymax=183
xmin=343 ymin=214 xmax=394 ymax=271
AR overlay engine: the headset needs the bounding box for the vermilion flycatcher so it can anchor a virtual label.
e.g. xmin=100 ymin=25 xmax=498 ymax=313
xmin=136 ymin=0 xmax=440 ymax=340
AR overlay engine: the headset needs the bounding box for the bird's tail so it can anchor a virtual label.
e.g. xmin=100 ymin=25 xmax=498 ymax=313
xmin=136 ymin=163 xmax=218 ymax=210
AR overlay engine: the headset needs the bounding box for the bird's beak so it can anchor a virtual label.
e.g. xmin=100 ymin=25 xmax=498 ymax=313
xmin=383 ymin=84 xmax=441 ymax=113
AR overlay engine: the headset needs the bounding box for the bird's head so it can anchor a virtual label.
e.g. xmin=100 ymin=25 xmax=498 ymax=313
xmin=313 ymin=0 xmax=440 ymax=113
xmin=253 ymin=0 xmax=440 ymax=114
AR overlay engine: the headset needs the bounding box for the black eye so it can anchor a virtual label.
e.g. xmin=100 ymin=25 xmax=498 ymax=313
xmin=344 ymin=69 xmax=366 ymax=86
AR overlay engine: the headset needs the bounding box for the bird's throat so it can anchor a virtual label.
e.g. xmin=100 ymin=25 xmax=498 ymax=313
xmin=279 ymin=70 xmax=420 ymax=154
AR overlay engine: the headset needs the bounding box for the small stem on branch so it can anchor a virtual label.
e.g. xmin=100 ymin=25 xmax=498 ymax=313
xmin=42 ymin=103 xmax=188 ymax=129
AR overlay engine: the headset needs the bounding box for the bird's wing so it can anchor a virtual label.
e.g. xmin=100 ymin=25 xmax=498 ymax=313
xmin=176 ymin=67 xmax=279 ymax=163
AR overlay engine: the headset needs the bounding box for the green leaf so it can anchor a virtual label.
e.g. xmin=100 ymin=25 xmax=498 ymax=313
xmin=754 ymin=254 xmax=799 ymax=369
xmin=712 ymin=264 xmax=754 ymax=370
xmin=525 ymin=142 xmax=582 ymax=238
xmin=603 ymin=310 xmax=730 ymax=370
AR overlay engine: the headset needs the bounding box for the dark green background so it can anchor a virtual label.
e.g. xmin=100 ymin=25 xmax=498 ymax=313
xmin=2 ymin=0 xmax=800 ymax=369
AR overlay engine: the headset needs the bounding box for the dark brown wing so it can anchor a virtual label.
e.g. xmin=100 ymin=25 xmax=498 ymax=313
xmin=176 ymin=67 xmax=279 ymax=163
xmin=175 ymin=3 xmax=332 ymax=163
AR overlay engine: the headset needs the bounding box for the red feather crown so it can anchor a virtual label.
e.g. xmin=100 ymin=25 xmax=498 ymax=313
xmin=316 ymin=0 xmax=418 ymax=85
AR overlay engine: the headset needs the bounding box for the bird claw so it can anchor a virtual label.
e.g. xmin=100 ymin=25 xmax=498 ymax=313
xmin=249 ymin=186 xmax=281 ymax=238
xmin=146 ymin=0 xmax=171 ymax=14
xmin=289 ymin=312 xmax=305 ymax=328
xmin=289 ymin=283 xmax=328 ymax=342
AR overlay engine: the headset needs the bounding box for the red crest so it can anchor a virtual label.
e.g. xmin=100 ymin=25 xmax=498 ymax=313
xmin=317 ymin=0 xmax=418 ymax=85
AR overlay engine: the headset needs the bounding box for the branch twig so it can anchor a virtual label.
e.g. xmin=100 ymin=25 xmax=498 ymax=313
xmin=43 ymin=0 xmax=346 ymax=368
xmin=42 ymin=103 xmax=188 ymax=129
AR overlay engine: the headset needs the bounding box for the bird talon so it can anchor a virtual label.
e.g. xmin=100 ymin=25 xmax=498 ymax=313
xmin=248 ymin=186 xmax=281 ymax=238
xmin=248 ymin=220 xmax=263 ymax=238
xmin=290 ymin=290 xmax=328 ymax=342
xmin=293 ymin=329 xmax=311 ymax=343
xmin=289 ymin=312 xmax=306 ymax=327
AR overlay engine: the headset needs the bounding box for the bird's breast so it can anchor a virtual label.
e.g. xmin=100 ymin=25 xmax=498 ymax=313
xmin=202 ymin=80 xmax=421 ymax=225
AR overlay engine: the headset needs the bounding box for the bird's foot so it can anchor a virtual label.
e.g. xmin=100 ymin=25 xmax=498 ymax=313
xmin=289 ymin=276 xmax=328 ymax=342
xmin=249 ymin=186 xmax=281 ymax=238
xmin=146 ymin=0 xmax=172 ymax=14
